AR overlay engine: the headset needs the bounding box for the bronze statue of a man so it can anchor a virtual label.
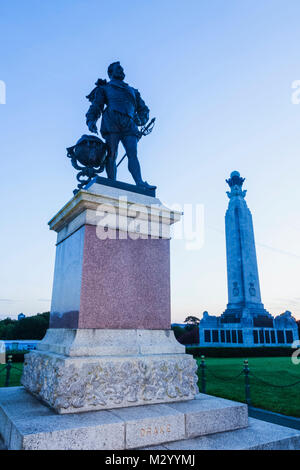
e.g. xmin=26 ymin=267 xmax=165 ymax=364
xmin=86 ymin=62 xmax=155 ymax=190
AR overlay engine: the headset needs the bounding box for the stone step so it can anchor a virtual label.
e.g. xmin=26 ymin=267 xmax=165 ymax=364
xmin=108 ymin=393 xmax=248 ymax=449
xmin=142 ymin=418 xmax=300 ymax=450
xmin=0 ymin=388 xmax=248 ymax=450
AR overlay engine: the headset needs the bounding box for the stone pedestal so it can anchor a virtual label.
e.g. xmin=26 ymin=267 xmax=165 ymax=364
xmin=21 ymin=179 xmax=199 ymax=413
xmin=22 ymin=329 xmax=198 ymax=414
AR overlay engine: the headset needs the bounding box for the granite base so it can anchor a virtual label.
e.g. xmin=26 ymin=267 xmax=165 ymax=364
xmin=21 ymin=329 xmax=199 ymax=414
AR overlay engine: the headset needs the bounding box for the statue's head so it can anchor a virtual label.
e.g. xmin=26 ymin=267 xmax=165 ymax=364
xmin=108 ymin=61 xmax=125 ymax=81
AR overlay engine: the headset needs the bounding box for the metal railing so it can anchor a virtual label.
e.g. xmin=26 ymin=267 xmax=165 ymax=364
xmin=198 ymin=356 xmax=300 ymax=406
xmin=0 ymin=355 xmax=23 ymax=388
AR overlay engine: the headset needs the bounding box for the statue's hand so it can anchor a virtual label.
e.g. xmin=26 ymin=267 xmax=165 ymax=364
xmin=134 ymin=114 xmax=142 ymax=126
xmin=87 ymin=120 xmax=98 ymax=134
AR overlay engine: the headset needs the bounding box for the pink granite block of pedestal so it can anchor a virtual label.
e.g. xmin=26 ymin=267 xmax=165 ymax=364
xmin=78 ymin=225 xmax=171 ymax=329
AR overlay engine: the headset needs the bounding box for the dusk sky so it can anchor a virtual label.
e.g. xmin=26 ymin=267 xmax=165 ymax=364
xmin=1 ymin=0 xmax=300 ymax=322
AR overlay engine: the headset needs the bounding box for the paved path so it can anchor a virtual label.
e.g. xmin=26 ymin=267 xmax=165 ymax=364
xmin=249 ymin=406 xmax=300 ymax=431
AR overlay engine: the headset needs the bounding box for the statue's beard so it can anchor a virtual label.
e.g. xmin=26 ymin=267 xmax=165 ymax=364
xmin=114 ymin=72 xmax=125 ymax=81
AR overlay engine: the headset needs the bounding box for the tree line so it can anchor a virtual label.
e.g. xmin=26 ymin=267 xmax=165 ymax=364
xmin=0 ymin=313 xmax=298 ymax=342
xmin=0 ymin=312 xmax=49 ymax=340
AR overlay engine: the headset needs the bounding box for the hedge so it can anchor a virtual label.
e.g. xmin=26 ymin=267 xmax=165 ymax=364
xmin=5 ymin=350 xmax=29 ymax=363
xmin=186 ymin=346 xmax=298 ymax=358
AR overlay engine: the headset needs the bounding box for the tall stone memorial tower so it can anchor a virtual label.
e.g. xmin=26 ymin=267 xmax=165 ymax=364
xmin=223 ymin=171 xmax=272 ymax=322
xmin=198 ymin=171 xmax=299 ymax=348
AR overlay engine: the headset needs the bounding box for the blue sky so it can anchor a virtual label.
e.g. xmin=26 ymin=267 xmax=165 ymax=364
xmin=0 ymin=0 xmax=300 ymax=322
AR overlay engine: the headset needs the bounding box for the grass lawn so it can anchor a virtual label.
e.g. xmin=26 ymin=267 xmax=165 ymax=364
xmin=195 ymin=357 xmax=300 ymax=418
xmin=0 ymin=363 xmax=23 ymax=387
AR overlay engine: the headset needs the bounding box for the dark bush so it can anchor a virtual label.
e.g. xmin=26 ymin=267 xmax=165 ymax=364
xmin=186 ymin=347 xmax=297 ymax=358
xmin=5 ymin=350 xmax=29 ymax=363
xmin=177 ymin=328 xmax=200 ymax=345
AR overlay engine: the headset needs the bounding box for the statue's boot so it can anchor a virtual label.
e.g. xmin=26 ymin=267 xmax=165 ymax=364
xmin=137 ymin=180 xmax=157 ymax=190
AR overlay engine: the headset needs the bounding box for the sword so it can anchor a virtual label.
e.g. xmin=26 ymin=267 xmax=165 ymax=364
xmin=116 ymin=117 xmax=156 ymax=168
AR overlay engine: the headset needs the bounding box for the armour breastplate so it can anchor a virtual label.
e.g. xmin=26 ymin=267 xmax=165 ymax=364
xmin=104 ymin=83 xmax=136 ymax=118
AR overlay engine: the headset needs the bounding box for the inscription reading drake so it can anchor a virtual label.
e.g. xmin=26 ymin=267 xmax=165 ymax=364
xmin=140 ymin=424 xmax=171 ymax=437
